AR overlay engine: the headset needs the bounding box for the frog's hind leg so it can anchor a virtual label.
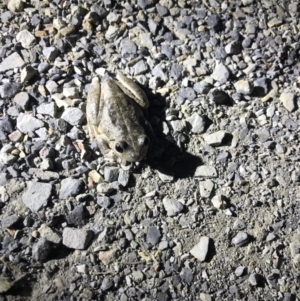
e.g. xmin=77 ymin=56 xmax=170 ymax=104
xmin=116 ymin=72 xmax=149 ymax=109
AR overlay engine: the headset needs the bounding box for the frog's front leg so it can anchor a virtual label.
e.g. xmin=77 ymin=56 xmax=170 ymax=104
xmin=116 ymin=72 xmax=149 ymax=109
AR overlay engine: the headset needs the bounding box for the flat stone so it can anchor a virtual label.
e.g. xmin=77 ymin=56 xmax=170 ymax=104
xmin=199 ymin=180 xmax=214 ymax=198
xmin=163 ymin=197 xmax=184 ymax=216
xmin=249 ymin=273 xmax=263 ymax=286
xmin=46 ymin=80 xmax=59 ymax=94
xmin=204 ymin=131 xmax=227 ymax=146
xmin=59 ymin=178 xmax=83 ymax=199
xmin=146 ymin=226 xmax=161 ymax=245
xmin=133 ymin=60 xmax=148 ymax=75
xmin=234 ymin=80 xmax=253 ymax=95
xmin=235 ymin=266 xmax=246 ymax=277
xmin=17 ymin=113 xmax=44 ymax=133
xmin=16 ymin=30 xmax=36 ymax=49
xmin=63 ymin=87 xmax=80 ymax=99
xmin=200 ymin=293 xmax=212 ymax=301
xmin=0 ymin=52 xmax=25 ymax=72
xmin=62 ymin=227 xmax=93 ymax=249
xmin=190 ymin=236 xmax=210 ymax=262
xmin=211 ymin=62 xmax=230 ymax=84
xmin=61 ymin=107 xmax=85 ymax=126
xmin=1 ymin=214 xmax=20 ymax=229
xmin=37 ymin=102 xmax=57 ymax=117
xmin=231 ymin=232 xmax=249 ymax=247
xmin=268 ymin=18 xmax=282 ymax=28
xmin=22 ymin=181 xmax=52 ymax=212
xmin=195 ymin=166 xmax=218 ymax=178
xmin=120 ymin=38 xmax=137 ymax=56
xmin=279 ymin=92 xmax=295 ymax=112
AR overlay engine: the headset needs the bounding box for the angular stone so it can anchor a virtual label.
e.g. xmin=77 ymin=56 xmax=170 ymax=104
xmin=231 ymin=232 xmax=249 ymax=247
xmin=190 ymin=236 xmax=210 ymax=262
xmin=234 ymin=80 xmax=253 ymax=95
xmin=280 ymin=92 xmax=295 ymax=112
xmin=17 ymin=113 xmax=44 ymax=133
xmin=37 ymin=102 xmax=57 ymax=117
xmin=21 ymin=66 xmax=37 ymax=83
xmin=193 ymin=81 xmax=213 ymax=94
xmin=0 ymin=83 xmax=21 ymax=99
xmin=59 ymin=178 xmax=83 ymax=199
xmin=211 ymin=195 xmax=227 ymax=209
xmin=195 ymin=166 xmax=218 ymax=178
xmin=61 ymin=107 xmax=85 ymax=126
xmin=38 ymin=224 xmax=62 ymax=244
xmin=0 ymin=52 xmax=25 ymax=72
xmin=62 ymin=228 xmax=93 ymax=249
xmin=42 ymin=46 xmax=58 ymax=61
xmin=98 ymin=247 xmax=119 ymax=265
xmin=199 ymin=180 xmax=214 ymax=198
xmin=207 ymin=88 xmax=229 ymax=104
xmin=186 ymin=113 xmax=206 ymax=134
xmin=32 ymin=238 xmax=53 ymax=262
xmin=1 ymin=214 xmax=20 ymax=229
xmin=7 ymin=0 xmax=24 ymax=12
xmin=13 ymin=92 xmax=30 ymax=110
xmin=211 ymin=62 xmax=230 ymax=84
xmin=163 ymin=198 xmax=184 ymax=216
xmin=22 ymin=182 xmax=52 ymax=212
xmin=204 ymin=130 xmax=227 ymax=146
xmin=16 ymin=30 xmax=36 ymax=49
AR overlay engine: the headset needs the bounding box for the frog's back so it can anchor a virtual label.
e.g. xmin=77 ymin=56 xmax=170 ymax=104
xmin=100 ymin=79 xmax=145 ymax=141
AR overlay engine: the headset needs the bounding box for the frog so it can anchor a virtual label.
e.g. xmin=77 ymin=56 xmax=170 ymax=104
xmin=86 ymin=72 xmax=151 ymax=165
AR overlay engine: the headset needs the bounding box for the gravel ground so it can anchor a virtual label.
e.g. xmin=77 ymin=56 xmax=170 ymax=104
xmin=0 ymin=0 xmax=300 ymax=300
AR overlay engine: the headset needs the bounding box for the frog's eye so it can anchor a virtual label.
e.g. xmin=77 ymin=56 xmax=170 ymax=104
xmin=115 ymin=141 xmax=127 ymax=153
xmin=138 ymin=136 xmax=150 ymax=146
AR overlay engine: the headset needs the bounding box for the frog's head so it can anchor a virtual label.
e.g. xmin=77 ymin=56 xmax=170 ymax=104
xmin=113 ymin=135 xmax=150 ymax=162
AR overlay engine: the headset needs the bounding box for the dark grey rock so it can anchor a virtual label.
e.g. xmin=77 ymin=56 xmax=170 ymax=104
xmin=59 ymin=178 xmax=83 ymax=199
xmin=0 ymin=83 xmax=21 ymax=99
xmin=1 ymin=215 xmax=20 ymax=229
xmin=38 ymin=62 xmax=50 ymax=73
xmin=180 ymin=268 xmax=193 ymax=284
xmin=147 ymin=226 xmax=161 ymax=245
xmin=32 ymin=238 xmax=52 ymax=262
xmin=208 ymin=89 xmax=229 ymax=104
xmin=67 ymin=205 xmax=85 ymax=226
xmin=0 ymin=116 xmax=13 ymax=133
xmin=104 ymin=166 xmax=119 ymax=183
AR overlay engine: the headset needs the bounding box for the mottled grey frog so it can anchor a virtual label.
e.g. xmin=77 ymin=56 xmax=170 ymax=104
xmin=86 ymin=72 xmax=150 ymax=165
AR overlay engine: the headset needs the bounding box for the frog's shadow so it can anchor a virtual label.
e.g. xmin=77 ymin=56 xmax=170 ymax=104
xmin=142 ymin=88 xmax=203 ymax=180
